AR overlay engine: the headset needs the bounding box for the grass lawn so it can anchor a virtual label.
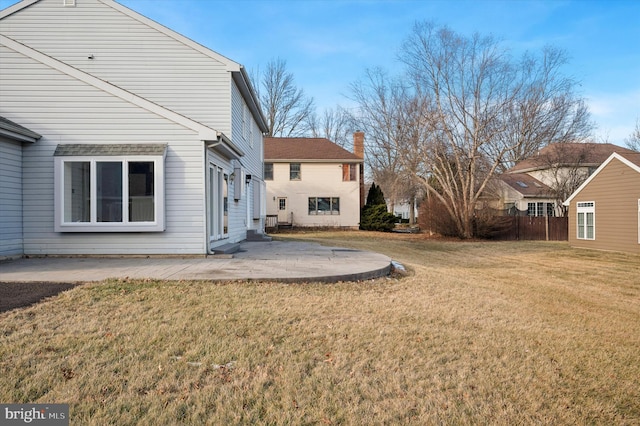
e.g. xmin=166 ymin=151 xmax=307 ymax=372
xmin=1 ymin=231 xmax=639 ymax=425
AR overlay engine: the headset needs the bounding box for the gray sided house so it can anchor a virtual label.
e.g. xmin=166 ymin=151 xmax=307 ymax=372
xmin=0 ymin=0 xmax=268 ymax=257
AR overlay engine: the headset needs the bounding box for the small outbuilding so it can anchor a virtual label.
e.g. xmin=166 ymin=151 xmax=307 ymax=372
xmin=563 ymin=152 xmax=640 ymax=254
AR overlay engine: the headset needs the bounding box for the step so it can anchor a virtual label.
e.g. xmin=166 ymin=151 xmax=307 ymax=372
xmin=211 ymin=242 xmax=241 ymax=255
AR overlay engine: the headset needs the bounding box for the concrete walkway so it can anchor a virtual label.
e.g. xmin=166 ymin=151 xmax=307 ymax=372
xmin=0 ymin=241 xmax=392 ymax=283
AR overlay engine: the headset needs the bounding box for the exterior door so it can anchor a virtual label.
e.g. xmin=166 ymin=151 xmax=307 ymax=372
xmin=277 ymin=197 xmax=288 ymax=223
xmin=209 ymin=164 xmax=229 ymax=242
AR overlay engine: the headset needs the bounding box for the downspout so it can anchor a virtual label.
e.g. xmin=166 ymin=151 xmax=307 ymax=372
xmin=204 ymin=142 xmax=212 ymax=255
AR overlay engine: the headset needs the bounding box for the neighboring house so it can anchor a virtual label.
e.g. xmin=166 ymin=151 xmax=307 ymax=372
xmin=264 ymin=133 xmax=365 ymax=228
xmin=494 ymin=142 xmax=637 ymax=216
xmin=563 ymin=152 xmax=640 ymax=255
xmin=494 ymin=173 xmax=556 ymax=216
xmin=0 ymin=0 xmax=268 ymax=257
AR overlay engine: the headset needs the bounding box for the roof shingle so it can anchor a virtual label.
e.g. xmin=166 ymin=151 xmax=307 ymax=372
xmin=509 ymin=142 xmax=636 ymax=173
xmin=264 ymin=137 xmax=362 ymax=162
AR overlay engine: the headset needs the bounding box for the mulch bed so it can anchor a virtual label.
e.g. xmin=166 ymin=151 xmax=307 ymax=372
xmin=0 ymin=282 xmax=80 ymax=313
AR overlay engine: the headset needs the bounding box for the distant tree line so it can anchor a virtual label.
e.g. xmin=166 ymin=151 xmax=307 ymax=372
xmin=254 ymin=22 xmax=640 ymax=238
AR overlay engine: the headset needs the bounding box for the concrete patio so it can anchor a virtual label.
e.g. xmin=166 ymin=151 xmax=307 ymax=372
xmin=0 ymin=241 xmax=392 ymax=284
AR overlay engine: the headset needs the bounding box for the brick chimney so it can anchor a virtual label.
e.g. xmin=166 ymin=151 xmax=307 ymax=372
xmin=353 ymin=131 xmax=364 ymax=159
xmin=353 ymin=131 xmax=365 ymax=209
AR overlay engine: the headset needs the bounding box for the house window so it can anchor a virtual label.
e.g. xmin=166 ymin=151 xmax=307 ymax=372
xmin=54 ymin=144 xmax=165 ymax=232
xmin=264 ymin=163 xmax=273 ymax=180
xmin=290 ymin=163 xmax=301 ymax=180
xmin=577 ymin=201 xmax=595 ymax=240
xmin=308 ymin=197 xmax=340 ymax=215
xmin=546 ymin=203 xmax=555 ymax=217
xmin=342 ymin=164 xmax=357 ymax=181
xmin=528 ymin=202 xmax=553 ymax=217
xmin=242 ymin=105 xmax=247 ymax=139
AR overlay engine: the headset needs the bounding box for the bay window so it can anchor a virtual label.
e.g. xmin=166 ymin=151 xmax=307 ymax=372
xmin=54 ymin=144 xmax=166 ymax=232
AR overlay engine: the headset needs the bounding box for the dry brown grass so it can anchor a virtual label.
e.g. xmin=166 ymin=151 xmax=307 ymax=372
xmin=1 ymin=231 xmax=639 ymax=425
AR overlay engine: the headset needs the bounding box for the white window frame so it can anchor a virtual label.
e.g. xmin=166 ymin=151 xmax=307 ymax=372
xmin=308 ymin=197 xmax=340 ymax=215
xmin=290 ymin=163 xmax=301 ymax=181
xmin=54 ymin=155 xmax=165 ymax=232
xmin=576 ymin=201 xmax=595 ymax=240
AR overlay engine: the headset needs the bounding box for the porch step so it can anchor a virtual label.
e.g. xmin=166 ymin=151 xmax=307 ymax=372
xmin=211 ymin=242 xmax=241 ymax=255
xmin=246 ymin=230 xmax=273 ymax=242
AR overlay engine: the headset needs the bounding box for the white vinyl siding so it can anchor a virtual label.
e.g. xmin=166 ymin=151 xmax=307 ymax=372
xmin=0 ymin=45 xmax=207 ymax=254
xmin=0 ymin=139 xmax=24 ymax=257
xmin=0 ymin=0 xmax=232 ymax=134
xmin=230 ymin=81 xmax=264 ymax=233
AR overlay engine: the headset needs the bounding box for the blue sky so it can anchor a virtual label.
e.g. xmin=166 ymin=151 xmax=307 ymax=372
xmin=1 ymin=0 xmax=639 ymax=144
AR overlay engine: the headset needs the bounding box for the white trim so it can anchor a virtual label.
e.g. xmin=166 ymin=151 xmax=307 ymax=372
xmin=0 ymin=0 xmax=39 ymax=19
xmin=54 ymin=155 xmax=165 ymax=232
xmin=576 ymin=201 xmax=595 ymax=240
xmin=98 ymin=0 xmax=240 ymax=71
xmin=564 ymin=153 xmax=640 ymax=206
xmin=0 ymin=34 xmax=228 ymax=143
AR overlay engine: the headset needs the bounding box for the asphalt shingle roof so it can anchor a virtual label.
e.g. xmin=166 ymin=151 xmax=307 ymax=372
xmin=500 ymin=173 xmax=552 ymax=197
xmin=54 ymin=144 xmax=167 ymax=156
xmin=264 ymin=137 xmax=362 ymax=162
xmin=509 ymin=143 xmax=637 ymax=173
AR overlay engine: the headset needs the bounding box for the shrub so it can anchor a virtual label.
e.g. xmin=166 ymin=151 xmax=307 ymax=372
xmin=360 ymin=204 xmax=397 ymax=232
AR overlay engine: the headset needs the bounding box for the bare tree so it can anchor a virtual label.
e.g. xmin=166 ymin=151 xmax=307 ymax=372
xmin=625 ymin=118 xmax=640 ymax=151
xmin=256 ymin=58 xmax=315 ymax=137
xmin=495 ymin=47 xmax=593 ymax=170
xmin=349 ymin=68 xmax=414 ymax=213
xmin=395 ymin=22 xmax=591 ymax=238
xmin=307 ymin=106 xmax=356 ymax=148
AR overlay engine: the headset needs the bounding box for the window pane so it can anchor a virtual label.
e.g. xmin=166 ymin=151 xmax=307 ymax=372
xmin=318 ymin=197 xmax=330 ymax=213
xmin=64 ymin=161 xmax=90 ymax=222
xmin=308 ymin=197 xmax=316 ymax=214
xmin=290 ymin=163 xmax=301 ymax=180
xmin=537 ymin=202 xmax=543 ymax=217
xmin=350 ymin=165 xmax=356 ymax=181
xmin=97 ymin=162 xmax=122 ymax=222
xmin=527 ymin=203 xmax=535 ymax=216
xmin=577 ymin=213 xmax=585 ymax=239
xmin=129 ymin=161 xmax=154 ymax=222
xmin=264 ymin=163 xmax=273 ymax=180
xmin=586 ymin=212 xmax=594 ymax=239
xmin=331 ymin=197 xmax=340 ymax=213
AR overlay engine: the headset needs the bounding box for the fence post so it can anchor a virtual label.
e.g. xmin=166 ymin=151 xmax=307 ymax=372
xmin=545 ymin=215 xmax=549 ymax=241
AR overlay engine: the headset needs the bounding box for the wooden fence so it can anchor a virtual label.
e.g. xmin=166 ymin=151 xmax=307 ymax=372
xmin=494 ymin=216 xmax=568 ymax=241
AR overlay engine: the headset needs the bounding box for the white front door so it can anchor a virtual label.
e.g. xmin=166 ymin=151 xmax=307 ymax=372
xmin=277 ymin=197 xmax=288 ymax=223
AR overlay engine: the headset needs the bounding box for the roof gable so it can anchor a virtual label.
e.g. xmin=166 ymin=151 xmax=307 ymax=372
xmin=0 ymin=0 xmax=267 ymax=132
xmin=509 ymin=142 xmax=636 ymax=173
xmin=264 ymin=137 xmax=363 ymax=162
xmin=563 ymin=152 xmax=640 ymax=205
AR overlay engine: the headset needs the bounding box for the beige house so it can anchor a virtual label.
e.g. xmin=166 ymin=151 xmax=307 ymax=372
xmin=563 ymin=152 xmax=640 ymax=254
xmin=495 ymin=143 xmax=637 ymax=216
xmin=264 ymin=133 xmax=365 ymax=229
